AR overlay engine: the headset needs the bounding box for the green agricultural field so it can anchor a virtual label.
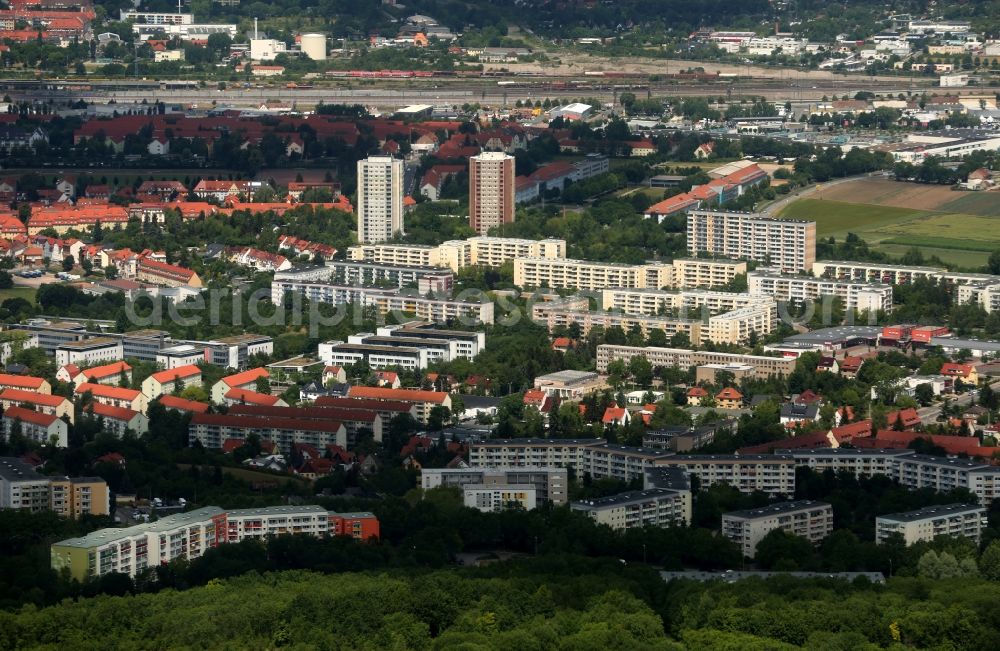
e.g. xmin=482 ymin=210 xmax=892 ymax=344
xmin=778 ymin=197 xmax=1000 ymax=270
xmin=777 ymin=198 xmax=927 ymax=237
xmin=938 ymin=192 xmax=1000 ymax=217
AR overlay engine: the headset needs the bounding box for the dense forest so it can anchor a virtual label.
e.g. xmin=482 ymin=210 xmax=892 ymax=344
xmin=4 ymin=555 xmax=1000 ymax=649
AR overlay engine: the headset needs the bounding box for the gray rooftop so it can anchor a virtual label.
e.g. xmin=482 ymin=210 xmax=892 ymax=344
xmin=53 ymin=507 xmax=226 ymax=549
xmin=784 ymin=326 xmax=881 ymax=344
xmin=572 ymin=487 xmax=686 ymax=509
xmin=877 ymin=503 xmax=985 ymax=523
xmin=724 ymin=500 xmax=831 ymax=520
xmin=0 ymin=457 xmax=46 ymax=482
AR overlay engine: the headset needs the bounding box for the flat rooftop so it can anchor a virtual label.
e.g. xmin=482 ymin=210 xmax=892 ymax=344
xmin=877 ymin=503 xmax=984 ymax=523
xmin=783 ymin=326 xmax=881 ymax=344
xmin=572 ymin=487 xmax=685 ymax=509
xmin=53 ymin=507 xmax=226 ymax=549
xmin=724 ymin=500 xmax=831 ymax=520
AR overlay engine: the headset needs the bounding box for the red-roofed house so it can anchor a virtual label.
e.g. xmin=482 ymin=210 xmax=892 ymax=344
xmin=523 ymin=389 xmax=554 ymax=415
xmin=141 ymin=364 xmax=202 ymax=400
xmin=0 ymin=373 xmax=51 ymax=395
xmin=85 ymin=402 xmax=149 ymax=436
xmin=602 ymin=403 xmax=630 ymax=427
xmin=323 ymin=365 xmax=346 ymax=385
xmin=224 ymin=387 xmax=287 ymax=408
xmin=715 ymin=387 xmax=744 ymax=410
xmin=2 ymin=405 xmax=68 ymax=447
xmin=886 ymin=407 xmax=921 ymax=430
xmin=74 ymin=361 xmax=131 ymax=388
xmin=374 ymin=371 xmax=401 ymax=389
xmin=346 ymin=386 xmax=451 ymax=423
xmin=687 ymin=386 xmax=708 ymax=406
xmin=941 ymin=363 xmax=978 ymax=384
xmin=0 ymin=388 xmax=74 ymax=424
xmin=76 ymin=383 xmax=148 ymax=414
xmin=212 ymin=367 xmax=269 ymax=403
xmin=157 ymin=394 xmax=210 ymax=414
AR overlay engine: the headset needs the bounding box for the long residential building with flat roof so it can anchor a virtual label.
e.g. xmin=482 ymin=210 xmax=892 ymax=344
xmin=532 ymin=297 xmax=775 ymax=345
xmin=722 ymin=500 xmax=834 ymax=558
xmin=348 ymin=235 xmax=566 ymax=272
xmin=421 ymin=467 xmax=569 ymax=505
xmin=875 ymin=503 xmax=987 ymax=545
xmin=514 ymin=256 xmax=745 ymax=292
xmin=687 ymin=209 xmax=816 ymax=272
xmin=270 ymin=281 xmax=494 ymax=324
xmin=748 ymin=271 xmax=893 ymax=313
xmin=600 ymin=288 xmax=772 ymax=316
xmin=572 ymin=466 xmax=693 ymax=530
xmin=596 ymin=344 xmax=797 ymax=378
xmin=275 ymin=261 xmax=453 ymax=290
xmin=50 ymin=506 xmax=380 ymax=581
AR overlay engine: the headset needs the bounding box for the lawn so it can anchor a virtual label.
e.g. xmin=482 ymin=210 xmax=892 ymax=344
xmin=776 ymin=198 xmax=926 ymax=237
xmin=0 ymin=287 xmax=38 ymax=304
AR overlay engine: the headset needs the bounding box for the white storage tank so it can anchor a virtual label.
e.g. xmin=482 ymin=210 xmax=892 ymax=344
xmin=300 ymin=33 xmax=327 ymax=61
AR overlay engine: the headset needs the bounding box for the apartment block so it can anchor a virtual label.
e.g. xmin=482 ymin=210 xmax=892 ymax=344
xmin=956 ymin=282 xmax=1000 ymax=313
xmin=596 ymin=344 xmax=797 ymax=378
xmin=469 ymin=438 xmax=604 ymax=469
xmin=572 ymin=487 xmax=691 ymax=530
xmin=707 ymin=303 xmax=777 ymax=344
xmin=600 ymin=288 xmax=768 ymax=316
xmin=467 ymin=236 xmax=565 ymax=267
xmin=2 ymin=405 xmax=69 ymax=447
xmin=672 ymin=258 xmax=748 ymax=288
xmin=0 ymin=457 xmax=51 ymax=512
xmin=50 ymin=506 xmax=380 ymax=581
xmin=812 ymin=260 xmax=945 ymax=285
xmin=463 ymin=484 xmax=537 ymax=512
xmin=347 ymin=242 xmax=440 ymax=268
xmin=747 ymin=271 xmax=894 ymax=313
xmin=786 ymin=449 xmax=1000 ymax=505
xmin=783 ymin=448 xmax=917 ymax=479
xmin=876 ymin=503 xmax=987 ymax=546
xmin=722 ymin=500 xmax=833 ymax=558
xmin=347 ymin=236 xmax=566 ymax=273
xmin=276 ymin=261 xmax=453 ymax=291
xmin=49 ymin=476 xmax=110 ymax=518
xmin=514 ymin=257 xmax=675 ymax=291
xmin=342 ymin=386 xmax=450 ymax=423
xmin=532 ymin=297 xmax=704 ymax=341
xmin=421 ymin=467 xmax=568 ymax=505
xmin=226 ymin=404 xmax=383 ymax=444
xmin=357 ymin=155 xmax=404 ymax=243
xmin=469 ymin=152 xmax=515 ymax=235
xmin=687 ymin=209 xmax=816 ymax=271
xmin=225 ymin=505 xmax=330 ymax=540
xmin=657 ymin=455 xmax=797 ymax=495
xmin=270 ymin=281 xmax=494 ymax=324
xmin=188 ymin=412 xmax=349 ymax=452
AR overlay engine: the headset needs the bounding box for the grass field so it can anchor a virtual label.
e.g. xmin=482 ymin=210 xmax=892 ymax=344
xmin=777 ymin=198 xmax=927 ymax=237
xmin=777 ymin=181 xmax=1000 ymax=270
xmin=0 ymin=287 xmax=38 ymax=304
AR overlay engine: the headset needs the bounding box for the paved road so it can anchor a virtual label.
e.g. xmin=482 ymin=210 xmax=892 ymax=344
xmin=916 ymin=380 xmax=1000 ymax=424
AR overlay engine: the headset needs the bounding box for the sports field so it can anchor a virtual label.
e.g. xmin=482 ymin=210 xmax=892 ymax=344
xmin=777 ymin=179 xmax=1000 ymax=269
